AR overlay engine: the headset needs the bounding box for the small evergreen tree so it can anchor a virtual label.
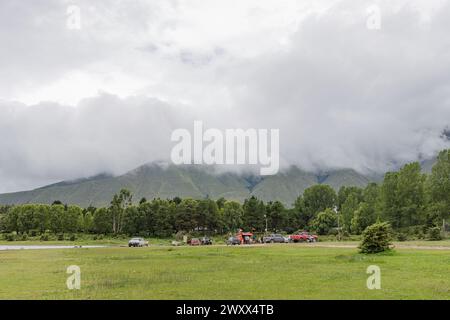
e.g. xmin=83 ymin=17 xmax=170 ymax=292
xmin=359 ymin=222 xmax=392 ymax=254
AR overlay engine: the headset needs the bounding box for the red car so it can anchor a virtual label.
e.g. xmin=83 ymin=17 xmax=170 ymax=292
xmin=289 ymin=232 xmax=318 ymax=243
xmin=189 ymin=238 xmax=201 ymax=246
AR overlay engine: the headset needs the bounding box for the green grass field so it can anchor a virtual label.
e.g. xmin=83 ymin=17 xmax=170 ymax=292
xmin=0 ymin=243 xmax=449 ymax=300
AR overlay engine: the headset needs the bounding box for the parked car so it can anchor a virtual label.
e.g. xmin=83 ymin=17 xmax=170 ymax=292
xmin=226 ymin=236 xmax=241 ymax=245
xmin=128 ymin=237 xmax=149 ymax=247
xmin=263 ymin=234 xmax=285 ymax=243
xmin=289 ymin=232 xmax=318 ymax=243
xmin=190 ymin=238 xmax=201 ymax=246
xmin=305 ymin=232 xmax=318 ymax=242
xmin=283 ymin=236 xmax=291 ymax=243
xmin=201 ymin=237 xmax=213 ymax=245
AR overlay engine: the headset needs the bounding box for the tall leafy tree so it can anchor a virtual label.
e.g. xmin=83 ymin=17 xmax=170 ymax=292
xmin=153 ymin=199 xmax=175 ymax=237
xmin=196 ymin=199 xmax=220 ymax=232
xmin=174 ymin=199 xmax=198 ymax=232
xmin=351 ymin=183 xmax=380 ymax=234
xmin=220 ymin=201 xmax=243 ymax=233
xmin=295 ymin=185 xmax=337 ymax=227
xmin=338 ymin=186 xmax=363 ymax=211
xmin=380 ymin=163 xmax=426 ymax=228
xmin=340 ymin=190 xmax=363 ymax=232
xmin=311 ymin=208 xmax=337 ymax=235
xmin=110 ymin=189 xmax=132 ymax=234
xmin=93 ymin=208 xmax=112 ymax=234
xmin=266 ymin=201 xmax=287 ymax=231
xmin=242 ymin=196 xmax=266 ymax=231
xmin=428 ymin=149 xmax=450 ymax=228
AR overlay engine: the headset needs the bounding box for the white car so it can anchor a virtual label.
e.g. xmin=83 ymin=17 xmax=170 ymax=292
xmin=128 ymin=237 xmax=149 ymax=247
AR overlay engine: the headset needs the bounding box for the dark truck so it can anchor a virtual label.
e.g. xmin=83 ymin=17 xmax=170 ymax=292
xmin=262 ymin=234 xmax=285 ymax=243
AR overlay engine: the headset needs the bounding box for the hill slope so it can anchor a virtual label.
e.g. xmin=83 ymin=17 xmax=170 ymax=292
xmin=0 ymin=163 xmax=375 ymax=207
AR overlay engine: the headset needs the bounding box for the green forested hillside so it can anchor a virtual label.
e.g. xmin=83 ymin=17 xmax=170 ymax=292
xmin=0 ymin=163 xmax=374 ymax=207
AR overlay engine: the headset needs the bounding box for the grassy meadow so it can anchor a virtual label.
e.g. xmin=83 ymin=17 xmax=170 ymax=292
xmin=0 ymin=243 xmax=449 ymax=300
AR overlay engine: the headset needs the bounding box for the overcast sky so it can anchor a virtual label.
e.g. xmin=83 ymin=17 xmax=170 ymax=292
xmin=1 ymin=0 xmax=449 ymax=193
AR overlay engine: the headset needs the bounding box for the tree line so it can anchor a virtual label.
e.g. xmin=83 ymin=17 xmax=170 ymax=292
xmin=0 ymin=149 xmax=448 ymax=239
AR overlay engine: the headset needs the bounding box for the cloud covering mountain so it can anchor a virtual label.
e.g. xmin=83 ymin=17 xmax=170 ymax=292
xmin=0 ymin=0 xmax=449 ymax=193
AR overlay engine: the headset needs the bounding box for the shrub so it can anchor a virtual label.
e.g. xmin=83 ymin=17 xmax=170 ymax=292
xmin=40 ymin=234 xmax=49 ymax=241
xmin=175 ymin=231 xmax=190 ymax=242
xmin=94 ymin=234 xmax=104 ymax=240
xmin=396 ymin=232 xmax=408 ymax=242
xmin=57 ymin=233 xmax=65 ymax=241
xmin=359 ymin=222 xmax=392 ymax=254
xmin=69 ymin=234 xmax=77 ymax=241
xmin=5 ymin=233 xmax=16 ymax=241
xmin=427 ymin=227 xmax=443 ymax=241
xmin=21 ymin=233 xmax=28 ymax=241
xmin=328 ymin=228 xmax=339 ymax=236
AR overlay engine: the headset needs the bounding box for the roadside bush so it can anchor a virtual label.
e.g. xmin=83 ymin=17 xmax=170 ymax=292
xmin=396 ymin=232 xmax=408 ymax=242
xmin=5 ymin=233 xmax=16 ymax=241
xmin=427 ymin=227 xmax=443 ymax=241
xmin=328 ymin=228 xmax=339 ymax=236
xmin=69 ymin=234 xmax=77 ymax=241
xmin=175 ymin=231 xmax=190 ymax=242
xmin=21 ymin=233 xmax=28 ymax=241
xmin=40 ymin=234 xmax=49 ymax=241
xmin=57 ymin=233 xmax=64 ymax=241
xmin=359 ymin=222 xmax=392 ymax=254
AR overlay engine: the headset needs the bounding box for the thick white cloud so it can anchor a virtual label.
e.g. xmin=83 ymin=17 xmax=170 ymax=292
xmin=0 ymin=0 xmax=449 ymax=192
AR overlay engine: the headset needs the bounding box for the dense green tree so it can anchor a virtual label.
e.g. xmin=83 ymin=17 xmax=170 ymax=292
xmin=196 ymin=199 xmax=220 ymax=231
xmin=242 ymin=196 xmax=265 ymax=231
xmin=396 ymin=162 xmax=426 ymax=226
xmin=352 ymin=203 xmax=375 ymax=234
xmin=110 ymin=189 xmax=132 ymax=234
xmin=153 ymin=199 xmax=175 ymax=237
xmin=80 ymin=211 xmax=94 ymax=233
xmin=64 ymin=206 xmax=83 ymax=233
xmin=340 ymin=192 xmax=363 ymax=232
xmin=93 ymin=208 xmax=112 ymax=234
xmin=428 ymin=149 xmax=450 ymax=229
xmin=351 ymin=183 xmax=381 ymax=233
xmin=48 ymin=205 xmax=66 ymax=233
xmin=220 ymin=201 xmax=243 ymax=233
xmin=123 ymin=206 xmax=146 ymax=236
xmin=0 ymin=206 xmax=8 ymax=231
xmin=266 ymin=201 xmax=287 ymax=231
xmin=379 ymin=171 xmax=399 ymax=226
xmin=310 ymin=208 xmax=337 ymax=235
xmin=216 ymin=197 xmax=226 ymax=210
xmin=174 ymin=199 xmax=198 ymax=232
xmin=295 ymin=185 xmax=337 ymax=228
xmin=379 ymin=163 xmax=426 ymax=228
xmin=338 ymin=186 xmax=363 ymax=211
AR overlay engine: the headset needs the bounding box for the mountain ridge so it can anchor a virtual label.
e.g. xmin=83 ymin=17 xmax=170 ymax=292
xmin=0 ymin=156 xmax=437 ymax=207
xmin=0 ymin=163 xmax=372 ymax=207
